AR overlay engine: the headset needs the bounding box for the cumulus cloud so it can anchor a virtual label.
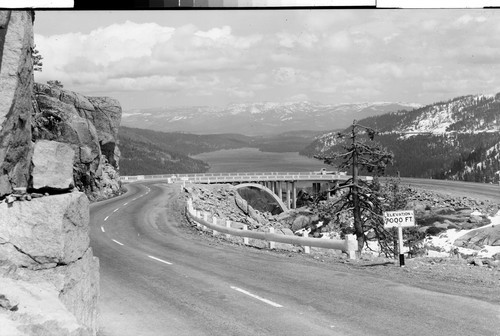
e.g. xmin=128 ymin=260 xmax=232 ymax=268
xmin=35 ymin=20 xmax=262 ymax=96
xmin=33 ymin=10 xmax=500 ymax=108
xmin=195 ymin=26 xmax=232 ymax=40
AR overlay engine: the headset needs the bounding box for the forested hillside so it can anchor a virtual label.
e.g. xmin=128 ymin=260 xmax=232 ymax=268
xmin=119 ymin=127 xmax=254 ymax=156
xmin=302 ymin=93 xmax=500 ymax=183
xmin=118 ymin=126 xmax=325 ymax=175
xmin=119 ymin=130 xmax=209 ymax=175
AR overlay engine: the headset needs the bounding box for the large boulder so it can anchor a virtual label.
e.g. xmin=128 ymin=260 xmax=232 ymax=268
xmin=0 ymin=191 xmax=99 ymax=334
xmin=454 ymin=225 xmax=500 ymax=248
xmin=0 ymin=11 xmax=34 ymax=198
xmin=0 ymin=192 xmax=90 ymax=267
xmin=31 ymin=140 xmax=75 ymax=191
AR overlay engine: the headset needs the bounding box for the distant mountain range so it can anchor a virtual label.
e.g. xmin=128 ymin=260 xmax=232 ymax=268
xmin=302 ymin=93 xmax=500 ymax=183
xmin=119 ymin=93 xmax=500 ymax=183
xmin=121 ymin=101 xmax=422 ymax=136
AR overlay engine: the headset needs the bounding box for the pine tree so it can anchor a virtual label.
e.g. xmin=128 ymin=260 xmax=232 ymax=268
xmin=314 ymin=120 xmax=393 ymax=254
xmin=31 ymin=45 xmax=43 ymax=72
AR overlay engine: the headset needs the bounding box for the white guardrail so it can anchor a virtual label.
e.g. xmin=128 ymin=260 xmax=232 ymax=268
xmin=185 ymin=197 xmax=358 ymax=259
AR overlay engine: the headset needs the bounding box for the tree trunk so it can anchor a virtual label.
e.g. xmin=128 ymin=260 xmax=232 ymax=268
xmin=351 ymin=121 xmax=364 ymax=253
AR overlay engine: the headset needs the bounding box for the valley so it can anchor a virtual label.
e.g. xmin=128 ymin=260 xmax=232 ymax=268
xmin=119 ymin=92 xmax=500 ymax=184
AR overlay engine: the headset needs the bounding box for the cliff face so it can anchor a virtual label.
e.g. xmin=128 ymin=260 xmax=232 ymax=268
xmin=33 ymin=83 xmax=122 ymax=201
xmin=0 ymin=11 xmax=33 ymax=198
xmin=0 ymin=10 xmax=102 ymax=336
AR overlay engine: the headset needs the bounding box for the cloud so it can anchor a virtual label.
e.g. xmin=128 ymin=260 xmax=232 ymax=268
xmin=33 ymin=10 xmax=500 ymax=109
xmin=277 ymin=32 xmax=318 ymax=49
xmin=454 ymin=14 xmax=487 ymax=26
xmin=195 ymin=26 xmax=232 ymax=40
xmin=366 ymin=63 xmax=404 ymax=79
xmin=326 ymin=31 xmax=352 ymax=51
xmin=289 ymin=93 xmax=309 ymax=101
xmin=35 ymin=20 xmax=262 ymax=96
xmin=225 ymin=87 xmax=255 ymax=98
xmin=272 ymin=67 xmax=298 ymax=85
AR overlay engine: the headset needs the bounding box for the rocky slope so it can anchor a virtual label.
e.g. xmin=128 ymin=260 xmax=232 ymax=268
xmin=32 ymin=82 xmax=122 ymax=201
xmin=183 ymin=182 xmax=500 ymax=304
xmin=185 ymin=183 xmax=500 ymax=260
xmin=122 ymin=101 xmax=421 ymax=136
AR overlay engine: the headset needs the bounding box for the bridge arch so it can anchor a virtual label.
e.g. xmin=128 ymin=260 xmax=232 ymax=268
xmin=234 ymin=183 xmax=288 ymax=212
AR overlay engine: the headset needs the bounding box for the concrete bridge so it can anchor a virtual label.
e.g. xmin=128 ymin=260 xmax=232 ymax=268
xmin=121 ymin=171 xmax=373 ymax=210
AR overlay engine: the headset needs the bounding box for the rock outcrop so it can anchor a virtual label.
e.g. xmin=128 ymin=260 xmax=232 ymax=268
xmin=0 ymin=192 xmax=99 ymax=335
xmin=0 ymin=11 xmax=34 ymax=198
xmin=33 ymin=82 xmax=122 ymax=201
xmin=0 ymin=277 xmax=93 ymax=336
xmin=0 ymin=10 xmax=102 ymax=336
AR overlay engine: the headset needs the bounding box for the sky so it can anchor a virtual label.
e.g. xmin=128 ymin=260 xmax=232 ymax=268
xmin=33 ymin=9 xmax=500 ymax=111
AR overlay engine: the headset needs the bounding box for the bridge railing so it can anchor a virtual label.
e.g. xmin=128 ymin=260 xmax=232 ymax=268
xmin=120 ymin=171 xmax=370 ymax=184
xmin=185 ymin=197 xmax=357 ymax=259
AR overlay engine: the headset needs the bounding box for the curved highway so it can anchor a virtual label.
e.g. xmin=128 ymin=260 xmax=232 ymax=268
xmin=400 ymin=178 xmax=500 ymax=203
xmin=90 ymin=182 xmax=499 ymax=336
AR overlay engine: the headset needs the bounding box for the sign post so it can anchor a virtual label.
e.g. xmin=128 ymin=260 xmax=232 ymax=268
xmin=383 ymin=210 xmax=415 ymax=267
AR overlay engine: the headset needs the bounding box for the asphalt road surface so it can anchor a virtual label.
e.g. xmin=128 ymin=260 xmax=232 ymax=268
xmin=90 ymin=182 xmax=500 ymax=336
xmin=399 ymin=177 xmax=500 ymax=203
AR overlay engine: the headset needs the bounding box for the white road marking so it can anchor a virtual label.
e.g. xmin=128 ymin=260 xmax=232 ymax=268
xmin=123 ymin=202 xmax=128 ymax=206
xmin=104 ymin=216 xmax=109 ymax=221
xmin=112 ymin=239 xmax=124 ymax=246
xmin=113 ymin=208 xmax=119 ymax=213
xmin=230 ymin=286 xmax=283 ymax=308
xmin=148 ymin=255 xmax=173 ymax=265
xmin=101 ymin=226 xmax=105 ymax=233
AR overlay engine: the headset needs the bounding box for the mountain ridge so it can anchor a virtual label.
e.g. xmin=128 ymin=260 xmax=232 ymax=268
xmin=121 ymin=101 xmax=422 ymax=136
xmin=302 ymin=92 xmax=500 ymax=183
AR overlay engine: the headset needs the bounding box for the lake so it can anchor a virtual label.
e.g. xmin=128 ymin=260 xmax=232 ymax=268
xmin=192 ymin=147 xmax=332 ymax=173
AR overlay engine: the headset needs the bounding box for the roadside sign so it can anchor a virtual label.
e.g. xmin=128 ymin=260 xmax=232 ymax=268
xmin=383 ymin=210 xmax=415 ymax=228
xmin=383 ymin=210 xmax=415 ymax=267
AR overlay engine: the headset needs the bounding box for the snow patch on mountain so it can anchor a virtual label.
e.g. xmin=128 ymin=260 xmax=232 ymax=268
xmin=122 ymin=100 xmax=421 ymax=136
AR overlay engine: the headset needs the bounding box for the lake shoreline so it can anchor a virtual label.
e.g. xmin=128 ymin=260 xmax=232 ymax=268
xmin=191 ymin=147 xmax=332 ymax=173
